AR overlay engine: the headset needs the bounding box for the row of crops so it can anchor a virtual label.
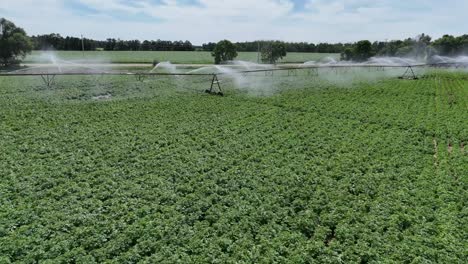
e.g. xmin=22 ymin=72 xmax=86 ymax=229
xmin=0 ymin=71 xmax=466 ymax=263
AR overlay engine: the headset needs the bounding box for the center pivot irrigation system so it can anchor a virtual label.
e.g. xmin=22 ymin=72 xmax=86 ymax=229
xmin=0 ymin=63 xmax=465 ymax=96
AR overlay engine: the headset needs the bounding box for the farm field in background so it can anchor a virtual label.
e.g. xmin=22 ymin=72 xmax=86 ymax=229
xmin=23 ymin=51 xmax=340 ymax=64
xmin=0 ymin=71 xmax=466 ymax=263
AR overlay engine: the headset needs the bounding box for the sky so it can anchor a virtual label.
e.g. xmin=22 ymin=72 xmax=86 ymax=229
xmin=0 ymin=0 xmax=466 ymax=44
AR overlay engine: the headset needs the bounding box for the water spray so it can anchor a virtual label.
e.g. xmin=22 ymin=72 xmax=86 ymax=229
xmin=2 ymin=56 xmax=467 ymax=93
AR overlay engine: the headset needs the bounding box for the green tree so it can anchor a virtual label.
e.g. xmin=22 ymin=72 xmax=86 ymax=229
xmin=341 ymin=48 xmax=353 ymax=61
xmin=212 ymin=40 xmax=238 ymax=64
xmin=353 ymin=40 xmax=374 ymax=61
xmin=457 ymin=35 xmax=468 ymax=53
xmin=433 ymin=35 xmax=459 ymax=56
xmin=261 ymin=41 xmax=287 ymax=64
xmin=0 ymin=18 xmax=33 ymax=66
xmin=341 ymin=40 xmax=374 ymax=61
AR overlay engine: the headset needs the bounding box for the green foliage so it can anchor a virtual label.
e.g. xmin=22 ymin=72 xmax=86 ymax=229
xmin=343 ymin=34 xmax=468 ymax=61
xmin=0 ymin=72 xmax=466 ymax=262
xmin=23 ymin=31 xmax=468 ymax=57
xmin=261 ymin=41 xmax=287 ymax=64
xmin=31 ymin=34 xmax=195 ymax=51
xmin=0 ymin=18 xmax=33 ymax=66
xmin=432 ymin=34 xmax=468 ymax=56
xmin=341 ymin=48 xmax=353 ymax=61
xmin=354 ymin=40 xmax=373 ymax=61
xmin=212 ymin=40 xmax=238 ymax=64
xmin=341 ymin=40 xmax=374 ymax=61
xmin=375 ymin=35 xmax=433 ymax=59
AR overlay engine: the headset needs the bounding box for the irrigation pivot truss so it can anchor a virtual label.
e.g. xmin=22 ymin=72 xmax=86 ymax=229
xmin=0 ymin=63 xmax=466 ymax=96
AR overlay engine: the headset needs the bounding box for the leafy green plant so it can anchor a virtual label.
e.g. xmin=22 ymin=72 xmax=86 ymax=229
xmin=0 ymin=71 xmax=466 ymax=263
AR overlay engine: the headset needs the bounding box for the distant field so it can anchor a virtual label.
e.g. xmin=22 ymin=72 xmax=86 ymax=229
xmin=24 ymin=51 xmax=340 ymax=64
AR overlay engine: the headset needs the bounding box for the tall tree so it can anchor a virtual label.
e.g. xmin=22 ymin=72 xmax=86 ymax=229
xmin=212 ymin=40 xmax=238 ymax=64
xmin=261 ymin=41 xmax=287 ymax=64
xmin=354 ymin=40 xmax=374 ymax=61
xmin=0 ymin=18 xmax=33 ymax=66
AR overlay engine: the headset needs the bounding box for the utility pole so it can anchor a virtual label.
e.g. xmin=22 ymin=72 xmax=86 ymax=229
xmin=81 ymin=34 xmax=85 ymax=58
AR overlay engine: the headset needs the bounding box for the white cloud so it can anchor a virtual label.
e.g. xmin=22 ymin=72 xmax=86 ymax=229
xmin=0 ymin=0 xmax=466 ymax=44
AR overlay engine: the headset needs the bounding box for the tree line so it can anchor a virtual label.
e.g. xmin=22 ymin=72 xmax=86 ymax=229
xmin=30 ymin=32 xmax=468 ymax=59
xmin=342 ymin=34 xmax=468 ymax=61
xmin=205 ymin=34 xmax=468 ymax=61
xmin=202 ymin=41 xmax=347 ymax=53
xmin=31 ymin=34 xmax=195 ymax=51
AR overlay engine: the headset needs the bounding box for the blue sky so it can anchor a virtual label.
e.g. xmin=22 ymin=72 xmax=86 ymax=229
xmin=1 ymin=0 xmax=466 ymax=44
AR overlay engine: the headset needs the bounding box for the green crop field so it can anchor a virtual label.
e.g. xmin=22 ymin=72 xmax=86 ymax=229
xmin=23 ymin=51 xmax=340 ymax=64
xmin=0 ymin=71 xmax=466 ymax=263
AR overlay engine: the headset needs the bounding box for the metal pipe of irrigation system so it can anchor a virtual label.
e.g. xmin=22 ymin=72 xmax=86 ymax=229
xmin=0 ymin=62 xmax=462 ymax=95
xmin=0 ymin=72 xmax=218 ymax=77
xmin=0 ymin=63 xmax=464 ymax=77
xmin=214 ymin=64 xmax=429 ymax=75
